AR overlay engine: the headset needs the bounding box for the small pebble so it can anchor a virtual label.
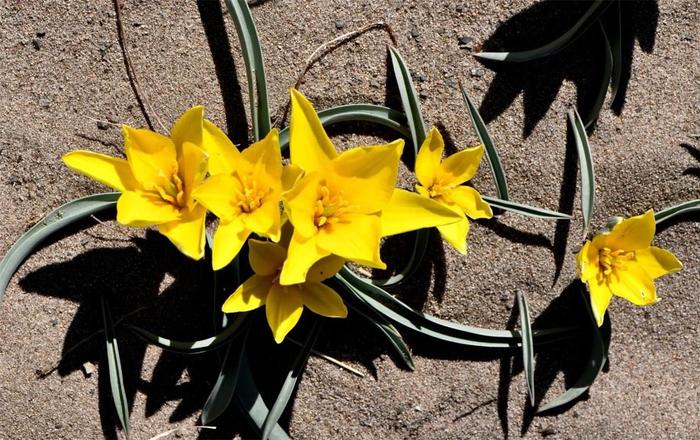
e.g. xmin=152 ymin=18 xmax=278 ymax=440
xmin=417 ymin=74 xmax=427 ymax=82
xmin=410 ymin=28 xmax=420 ymax=38
xmin=335 ymin=21 xmax=345 ymax=30
xmin=31 ymin=38 xmax=42 ymax=50
xmin=541 ymin=425 xmax=557 ymax=437
xmin=470 ymin=68 xmax=485 ymax=78
xmin=456 ymin=4 xmax=464 ymax=13
xmin=96 ymin=121 xmax=110 ymax=130
xmin=458 ymin=35 xmax=474 ymax=49
xmin=36 ymin=31 xmax=46 ymax=38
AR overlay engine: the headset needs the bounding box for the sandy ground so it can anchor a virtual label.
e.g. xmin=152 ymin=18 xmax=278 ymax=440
xmin=1 ymin=0 xmax=699 ymax=439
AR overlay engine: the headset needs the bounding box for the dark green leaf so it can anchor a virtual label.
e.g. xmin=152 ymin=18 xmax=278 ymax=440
xmin=654 ymin=200 xmax=700 ymax=225
xmin=0 ymin=192 xmax=118 ymax=304
xmin=388 ymin=46 xmax=427 ymax=151
xmin=100 ymin=296 xmax=130 ymax=437
xmin=262 ymin=320 xmax=321 ymax=439
xmin=474 ymin=0 xmax=613 ymax=63
xmin=583 ymin=21 xmax=613 ymax=129
xmin=223 ymin=0 xmax=271 ymax=140
xmin=516 ymin=291 xmax=535 ymax=407
xmin=482 ymin=196 xmax=572 ymax=220
xmin=568 ymin=109 xmax=596 ymax=236
xmin=460 ymin=84 xmax=510 ymax=201
xmin=609 ymin=0 xmax=623 ymax=104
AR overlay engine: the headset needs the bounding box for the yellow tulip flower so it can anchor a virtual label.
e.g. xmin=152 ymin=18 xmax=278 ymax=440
xmin=193 ymin=129 xmax=283 ymax=270
xmin=577 ymin=210 xmax=683 ymax=326
xmin=63 ymin=106 xmax=213 ymax=260
xmin=414 ymin=127 xmax=493 ymax=254
xmin=222 ymin=238 xmax=347 ymax=343
xmin=280 ymin=89 xmax=462 ymax=285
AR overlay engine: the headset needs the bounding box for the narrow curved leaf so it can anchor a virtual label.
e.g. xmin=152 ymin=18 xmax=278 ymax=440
xmin=517 ymin=291 xmax=535 ymax=407
xmin=568 ymin=109 xmax=595 ymax=236
xmin=100 ymin=297 xmax=130 ymax=438
xmin=474 ymin=0 xmax=613 ymax=63
xmin=609 ymin=0 xmax=623 ymax=104
xmin=388 ymin=46 xmax=427 ymax=152
xmin=482 ymin=196 xmax=572 ymax=220
xmin=262 ymin=320 xmax=321 ymax=440
xmin=223 ymin=0 xmax=271 ymax=140
xmin=0 ymin=192 xmax=119 ymax=304
xmin=583 ymin=21 xmax=613 ymax=129
xmin=460 ymin=84 xmax=509 ymax=201
xmin=654 ymin=199 xmax=700 ymax=225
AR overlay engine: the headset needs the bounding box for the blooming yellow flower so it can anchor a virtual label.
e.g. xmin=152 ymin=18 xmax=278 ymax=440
xmin=222 ymin=238 xmax=347 ymax=343
xmin=577 ymin=209 xmax=683 ymax=326
xmin=414 ymin=127 xmax=493 ymax=254
xmin=193 ymin=129 xmax=283 ymax=270
xmin=63 ymin=106 xmax=212 ymax=259
xmin=280 ymin=89 xmax=461 ymax=285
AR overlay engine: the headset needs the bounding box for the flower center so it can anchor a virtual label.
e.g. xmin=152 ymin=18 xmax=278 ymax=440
xmin=597 ymin=247 xmax=635 ymax=282
xmin=234 ymin=174 xmax=268 ymax=214
xmin=428 ymin=179 xmax=453 ymax=201
xmin=157 ymin=173 xmax=186 ymax=208
xmin=314 ymin=184 xmax=350 ymax=228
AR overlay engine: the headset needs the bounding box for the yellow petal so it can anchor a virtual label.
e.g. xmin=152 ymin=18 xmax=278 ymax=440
xmin=635 ymin=246 xmax=683 ymax=279
xmin=157 ymin=204 xmax=207 ymax=260
xmin=282 ymin=172 xmax=321 ymax=239
xmin=122 ymin=126 xmax=178 ymax=190
xmin=380 ymin=188 xmax=462 ymax=237
xmin=266 ymin=283 xmax=304 ymax=343
xmin=289 ymin=89 xmax=337 ymax=172
xmin=316 ymin=213 xmax=385 ymax=269
xmin=436 ymin=203 xmax=470 ymax=254
xmin=282 ymin=164 xmax=304 ymax=191
xmin=202 ymin=119 xmax=243 ymax=176
xmin=193 ymin=174 xmax=241 ymax=222
xmin=243 ymin=193 xmax=282 ymax=240
xmin=448 ymin=185 xmax=493 ymax=219
xmin=609 ymin=261 xmax=657 ymax=306
xmin=279 ymin=231 xmax=329 ymax=285
xmin=332 ymin=140 xmax=404 ymax=213
xmin=116 ymin=190 xmax=181 ymax=227
xmin=577 ymin=241 xmax=600 ymax=283
xmin=248 ymin=239 xmax=287 ymax=276
xmin=300 ymin=282 xmax=348 ymax=318
xmin=606 ymin=209 xmax=656 ymax=250
xmin=178 ymin=141 xmax=208 ymax=207
xmin=241 ymin=129 xmax=283 ymax=181
xmin=212 ymin=218 xmax=251 ymax=271
xmin=415 ymin=127 xmax=444 ymax=187
xmin=439 ymin=144 xmax=484 ymax=185
xmin=306 ymin=255 xmax=346 ymax=282
xmin=588 ymin=277 xmax=613 ymax=327
xmin=222 ymin=274 xmax=272 ymax=313
xmin=63 ymin=151 xmax=138 ymax=192
xmin=170 ymin=106 xmax=203 ymax=153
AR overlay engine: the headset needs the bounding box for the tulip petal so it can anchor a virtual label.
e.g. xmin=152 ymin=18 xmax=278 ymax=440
xmin=222 ymin=274 xmax=272 ymax=313
xmin=202 ymin=119 xmax=243 ymax=176
xmin=588 ymin=277 xmax=613 ymax=327
xmin=282 ymin=172 xmax=321 ymax=239
xmin=332 ymin=140 xmax=404 ymax=213
xmin=116 ymin=190 xmax=181 ymax=227
xmin=243 ymin=194 xmax=282 ymax=240
xmin=635 ymin=246 xmax=683 ymax=279
xmin=63 ymin=151 xmax=138 ymax=192
xmin=447 ymin=186 xmax=493 ymax=220
xmin=280 ymin=231 xmax=329 ymax=285
xmin=158 ymin=204 xmax=207 ymax=260
xmin=178 ymin=141 xmax=208 ymax=206
xmin=242 ymin=129 xmax=283 ymax=181
xmin=301 ymin=282 xmax=348 ymax=318
xmin=609 ymin=261 xmax=657 ymax=306
xmin=248 ymin=239 xmax=287 ymax=276
xmin=123 ymin=126 xmax=178 ymax=190
xmin=289 ymin=89 xmax=337 ymax=172
xmin=439 ymin=144 xmax=484 ymax=186
xmin=436 ymin=203 xmax=469 ymax=255
xmin=606 ymin=209 xmax=656 ymax=250
xmin=415 ymin=127 xmax=444 ymax=187
xmin=171 ymin=106 xmax=203 ymax=153
xmin=316 ymin=213 xmax=385 ymax=269
xmin=577 ymin=241 xmax=600 ymax=283
xmin=306 ymin=255 xmax=346 ymax=282
xmin=282 ymin=164 xmax=304 ymax=191
xmin=193 ymin=174 xmax=242 ymax=222
xmin=380 ymin=189 xmax=462 ymax=237
xmin=212 ymin=218 xmax=250 ymax=271
xmin=266 ymin=284 xmax=304 ymax=343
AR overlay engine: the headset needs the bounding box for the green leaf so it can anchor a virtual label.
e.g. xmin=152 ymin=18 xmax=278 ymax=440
xmin=516 ymin=291 xmax=535 ymax=407
xmin=100 ymin=296 xmax=130 ymax=438
xmin=388 ymin=46 xmax=427 ymax=151
xmin=201 ymin=323 xmax=250 ymax=425
xmin=278 ymin=104 xmax=409 ymax=149
xmin=474 ymin=0 xmax=613 ymax=63
xmin=654 ymin=199 xmax=700 ymax=225
xmin=128 ymin=312 xmax=249 ymax=354
xmin=223 ymin=0 xmax=271 ymax=140
xmin=482 ymin=196 xmax=572 ymax=220
xmin=460 ymin=84 xmax=510 ymax=201
xmin=609 ymin=0 xmax=623 ymax=104
xmin=262 ymin=320 xmax=321 ymax=440
xmin=0 ymin=192 xmax=119 ymax=304
xmin=537 ymin=283 xmax=611 ymax=414
xmin=583 ymin=21 xmax=613 ymax=129
xmin=568 ymin=109 xmax=596 ymax=236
